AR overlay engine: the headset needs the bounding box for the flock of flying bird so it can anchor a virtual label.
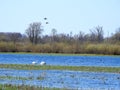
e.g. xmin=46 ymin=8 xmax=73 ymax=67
xmin=44 ymin=17 xmax=49 ymax=24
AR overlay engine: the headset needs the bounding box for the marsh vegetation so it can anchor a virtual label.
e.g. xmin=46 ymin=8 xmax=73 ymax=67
xmin=0 ymin=25 xmax=120 ymax=55
xmin=0 ymin=64 xmax=120 ymax=73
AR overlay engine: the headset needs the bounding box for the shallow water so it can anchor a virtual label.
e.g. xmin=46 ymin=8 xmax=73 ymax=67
xmin=0 ymin=53 xmax=120 ymax=67
xmin=0 ymin=54 xmax=120 ymax=89
xmin=0 ymin=69 xmax=120 ymax=89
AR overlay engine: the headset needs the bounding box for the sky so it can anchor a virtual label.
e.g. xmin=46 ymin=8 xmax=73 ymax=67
xmin=0 ymin=0 xmax=120 ymax=37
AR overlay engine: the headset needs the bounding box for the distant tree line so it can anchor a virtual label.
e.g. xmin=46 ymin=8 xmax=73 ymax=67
xmin=0 ymin=22 xmax=120 ymax=55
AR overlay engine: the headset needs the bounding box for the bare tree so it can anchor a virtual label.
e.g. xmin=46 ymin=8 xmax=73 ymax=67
xmin=111 ymin=28 xmax=120 ymax=42
xmin=78 ymin=31 xmax=85 ymax=42
xmin=95 ymin=26 xmax=104 ymax=42
xmin=51 ymin=28 xmax=57 ymax=42
xmin=26 ymin=22 xmax=43 ymax=44
xmin=89 ymin=26 xmax=104 ymax=42
xmin=9 ymin=33 xmax=22 ymax=48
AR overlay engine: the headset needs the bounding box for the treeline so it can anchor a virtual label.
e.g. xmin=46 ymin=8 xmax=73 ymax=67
xmin=0 ymin=22 xmax=120 ymax=55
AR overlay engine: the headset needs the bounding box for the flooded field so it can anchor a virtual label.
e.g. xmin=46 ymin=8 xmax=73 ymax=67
xmin=0 ymin=53 xmax=120 ymax=67
xmin=0 ymin=53 xmax=120 ymax=89
xmin=0 ymin=69 xmax=120 ymax=89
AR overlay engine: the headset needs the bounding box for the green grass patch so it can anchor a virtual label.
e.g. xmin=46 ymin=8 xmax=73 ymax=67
xmin=0 ymin=64 xmax=120 ymax=73
xmin=0 ymin=84 xmax=68 ymax=90
xmin=0 ymin=76 xmax=29 ymax=80
xmin=0 ymin=75 xmax=43 ymax=80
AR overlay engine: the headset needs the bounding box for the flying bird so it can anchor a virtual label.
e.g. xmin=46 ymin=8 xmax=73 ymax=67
xmin=46 ymin=22 xmax=48 ymax=24
xmin=44 ymin=17 xmax=47 ymax=20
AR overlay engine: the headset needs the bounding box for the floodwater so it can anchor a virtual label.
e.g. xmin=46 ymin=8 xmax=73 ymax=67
xmin=0 ymin=53 xmax=120 ymax=67
xmin=0 ymin=69 xmax=120 ymax=89
xmin=0 ymin=53 xmax=120 ymax=89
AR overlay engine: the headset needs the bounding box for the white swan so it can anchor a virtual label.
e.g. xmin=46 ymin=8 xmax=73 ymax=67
xmin=40 ymin=61 xmax=46 ymax=65
xmin=32 ymin=61 xmax=37 ymax=65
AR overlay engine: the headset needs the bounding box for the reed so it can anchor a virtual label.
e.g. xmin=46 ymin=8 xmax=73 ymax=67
xmin=0 ymin=41 xmax=120 ymax=55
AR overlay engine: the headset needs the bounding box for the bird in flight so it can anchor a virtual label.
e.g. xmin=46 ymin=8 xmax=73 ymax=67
xmin=44 ymin=17 xmax=47 ymax=20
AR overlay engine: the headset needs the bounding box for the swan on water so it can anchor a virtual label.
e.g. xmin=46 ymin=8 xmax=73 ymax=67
xmin=32 ymin=61 xmax=37 ymax=65
xmin=40 ymin=61 xmax=46 ymax=65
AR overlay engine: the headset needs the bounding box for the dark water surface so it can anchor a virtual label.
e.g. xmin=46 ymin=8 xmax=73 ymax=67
xmin=0 ymin=53 xmax=120 ymax=67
